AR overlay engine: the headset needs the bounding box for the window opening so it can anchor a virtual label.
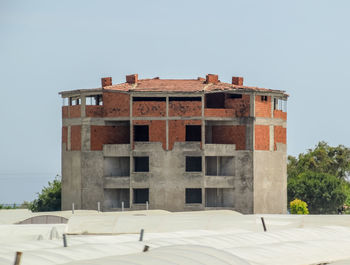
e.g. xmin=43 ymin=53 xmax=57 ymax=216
xmin=186 ymin=125 xmax=201 ymax=141
xmin=186 ymin=157 xmax=202 ymax=172
xmin=169 ymin=97 xmax=201 ymax=101
xmin=261 ymin=96 xmax=268 ymax=102
xmin=133 ymin=189 xmax=149 ymax=204
xmin=186 ymin=188 xmax=202 ymax=204
xmin=228 ymin=94 xmax=242 ymax=99
xmin=134 ymin=157 xmax=149 ymax=172
xmin=134 ymin=125 xmax=149 ymax=141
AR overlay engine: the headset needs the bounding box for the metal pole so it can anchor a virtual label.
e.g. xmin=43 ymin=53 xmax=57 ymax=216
xmin=261 ymin=217 xmax=267 ymax=232
xmin=139 ymin=229 xmax=144 ymax=241
xmin=146 ymin=201 xmax=149 ymax=211
xmin=97 ymin=202 xmax=100 ymax=212
xmin=63 ymin=234 xmax=67 ymax=247
xmin=72 ymin=203 xmax=75 ymax=214
xmin=14 ymin=252 xmax=22 ymax=265
xmin=122 ymin=201 xmax=124 ymax=212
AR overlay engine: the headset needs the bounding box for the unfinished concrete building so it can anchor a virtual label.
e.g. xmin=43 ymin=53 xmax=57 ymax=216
xmin=59 ymin=74 xmax=288 ymax=214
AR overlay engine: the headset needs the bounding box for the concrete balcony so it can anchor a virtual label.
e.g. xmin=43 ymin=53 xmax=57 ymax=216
xmin=204 ymin=176 xmax=235 ymax=188
xmin=103 ymin=144 xmax=131 ymax=156
xmin=103 ymin=176 xmax=130 ymax=189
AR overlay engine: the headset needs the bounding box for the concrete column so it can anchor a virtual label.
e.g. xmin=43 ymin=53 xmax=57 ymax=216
xmin=67 ymin=126 xmax=71 ymax=151
xmin=269 ymin=125 xmax=274 ymax=151
xmin=81 ymin=95 xmax=86 ymax=118
xmin=271 ymin=96 xmax=274 ymax=118
xmin=166 ymin=96 xmax=169 ymax=150
xmin=129 ymin=94 xmax=133 ymax=209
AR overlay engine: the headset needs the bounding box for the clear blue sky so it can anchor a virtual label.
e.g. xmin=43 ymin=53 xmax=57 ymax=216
xmin=1 ymin=0 xmax=349 ymax=203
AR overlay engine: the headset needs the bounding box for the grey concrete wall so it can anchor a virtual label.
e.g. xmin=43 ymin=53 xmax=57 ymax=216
xmin=81 ymin=151 xmax=104 ymax=210
xmin=253 ymin=145 xmax=287 ymax=214
xmin=61 ymin=148 xmax=82 ymax=210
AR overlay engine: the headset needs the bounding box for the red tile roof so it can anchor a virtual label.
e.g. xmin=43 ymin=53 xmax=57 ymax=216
xmin=104 ymin=78 xmax=287 ymax=95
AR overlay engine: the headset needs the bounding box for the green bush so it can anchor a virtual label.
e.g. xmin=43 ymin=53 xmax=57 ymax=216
xmin=290 ymin=199 xmax=309 ymax=214
xmin=29 ymin=177 xmax=61 ymax=212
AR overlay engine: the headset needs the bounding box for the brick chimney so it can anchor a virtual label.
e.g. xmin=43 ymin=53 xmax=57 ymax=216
xmin=232 ymin=76 xmax=244 ymax=86
xmin=205 ymin=74 xmax=219 ymax=84
xmin=101 ymin=77 xmax=112 ymax=87
xmin=126 ymin=74 xmax=138 ymax=84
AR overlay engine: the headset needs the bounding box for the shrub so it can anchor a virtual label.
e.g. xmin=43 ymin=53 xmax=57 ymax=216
xmin=29 ymin=177 xmax=61 ymax=212
xmin=290 ymin=199 xmax=309 ymax=214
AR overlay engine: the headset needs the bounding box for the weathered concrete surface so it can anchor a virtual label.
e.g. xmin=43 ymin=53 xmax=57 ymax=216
xmin=253 ymin=147 xmax=287 ymax=214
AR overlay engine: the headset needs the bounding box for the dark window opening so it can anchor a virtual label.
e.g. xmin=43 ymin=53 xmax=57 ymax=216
xmin=134 ymin=125 xmax=149 ymax=141
xmin=186 ymin=125 xmax=201 ymax=141
xmin=186 ymin=157 xmax=202 ymax=172
xmin=228 ymin=94 xmax=242 ymax=99
xmin=133 ymin=189 xmax=149 ymax=204
xmin=104 ymin=188 xmax=130 ymax=208
xmin=261 ymin=96 xmax=268 ymax=102
xmin=169 ymin=97 xmax=201 ymax=101
xmin=205 ymin=93 xmax=225 ymax=108
xmin=134 ymin=157 xmax=149 ymax=172
xmin=133 ymin=97 xmax=166 ymax=101
xmin=186 ymin=188 xmax=202 ymax=204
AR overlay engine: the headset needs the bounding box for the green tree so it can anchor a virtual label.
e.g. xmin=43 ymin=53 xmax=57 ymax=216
xmin=288 ymin=141 xmax=350 ymax=180
xmin=29 ymin=177 xmax=61 ymax=212
xmin=288 ymin=171 xmax=346 ymax=214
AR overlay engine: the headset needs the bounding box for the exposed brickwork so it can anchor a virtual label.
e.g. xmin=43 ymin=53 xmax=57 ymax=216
xmin=204 ymin=108 xmax=234 ymax=117
xmin=255 ymin=96 xmax=271 ymax=118
xmin=211 ymin=125 xmax=246 ymax=150
xmin=255 ymin=125 xmax=269 ymax=150
xmin=169 ymin=101 xmax=201 ymax=117
xmin=274 ymin=126 xmax=286 ymax=150
xmin=232 ymin=76 xmax=244 ymax=85
xmin=69 ymin=105 xmax=81 ymax=118
xmin=126 ymin=74 xmax=138 ymax=84
xmin=62 ymin=106 xmax=68 ymax=119
xmin=86 ymin=106 xmax=104 ymax=117
xmin=70 ymin=125 xmax=81 ymax=151
xmin=90 ymin=125 xmax=130 ymax=151
xmin=103 ymin=92 xmax=130 ymax=117
xmin=133 ymin=101 xmax=166 ymax=117
xmin=101 ymin=77 xmax=112 ymax=87
xmin=206 ymin=74 xmax=219 ymax=84
xmin=273 ymin=110 xmax=287 ymax=120
xmin=225 ymin=94 xmax=250 ymax=117
xmin=62 ymin=126 xmax=68 ymax=150
xmin=169 ymin=120 xmax=202 ymax=150
xmin=133 ymin=120 xmax=166 ymax=149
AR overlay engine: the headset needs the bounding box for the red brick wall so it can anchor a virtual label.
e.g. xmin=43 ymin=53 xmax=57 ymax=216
xmin=273 ymin=110 xmax=287 ymax=120
xmin=169 ymin=120 xmax=202 ymax=150
xmin=69 ymin=105 xmax=81 ymax=118
xmin=62 ymin=126 xmax=68 ymax=150
xmin=204 ymin=108 xmax=234 ymax=117
xmin=103 ymin=92 xmax=130 ymax=117
xmin=90 ymin=125 xmax=130 ymax=151
xmin=133 ymin=101 xmax=166 ymax=117
xmin=255 ymin=125 xmax=269 ymax=150
xmin=86 ymin=106 xmax=104 ymax=117
xmin=211 ymin=125 xmax=246 ymax=150
xmin=62 ymin=106 xmax=68 ymax=119
xmin=71 ymin=125 xmax=81 ymax=151
xmin=225 ymin=94 xmax=250 ymax=117
xmin=274 ymin=126 xmax=286 ymax=150
xmin=169 ymin=101 xmax=201 ymax=117
xmin=255 ymin=96 xmax=271 ymax=118
xmin=133 ymin=120 xmax=166 ymax=149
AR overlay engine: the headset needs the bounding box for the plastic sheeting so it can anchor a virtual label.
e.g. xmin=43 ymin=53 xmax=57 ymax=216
xmin=3 ymin=211 xmax=350 ymax=265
